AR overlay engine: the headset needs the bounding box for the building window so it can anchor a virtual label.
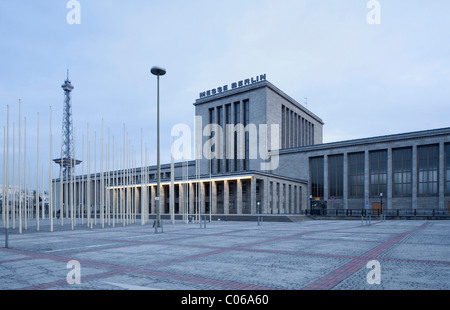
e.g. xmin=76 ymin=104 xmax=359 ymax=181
xmin=370 ymin=150 xmax=387 ymax=197
xmin=217 ymin=106 xmax=223 ymax=173
xmin=243 ymin=99 xmax=250 ymax=170
xmin=281 ymin=105 xmax=285 ymax=148
xmin=393 ymin=148 xmax=412 ymax=196
xmin=234 ymin=102 xmax=240 ymax=171
xmin=446 ymin=144 xmax=450 ymax=194
xmin=348 ymin=152 xmax=364 ymax=197
xmin=328 ymin=154 xmax=343 ymax=198
xmin=209 ymin=108 xmax=215 ymax=173
xmin=225 ymin=104 xmax=232 ymax=172
xmin=418 ymin=145 xmax=439 ymax=195
xmin=310 ymin=157 xmax=324 ymax=199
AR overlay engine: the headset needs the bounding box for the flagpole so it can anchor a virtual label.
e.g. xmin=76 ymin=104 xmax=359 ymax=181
xmin=2 ymin=126 xmax=5 ymax=228
xmin=24 ymin=118 xmax=27 ymax=230
xmin=49 ymin=106 xmax=53 ymax=232
xmin=19 ymin=100 xmax=22 ymax=234
xmin=59 ymin=124 xmax=64 ymax=226
xmin=94 ymin=131 xmax=97 ymax=226
xmin=81 ymin=134 xmax=84 ymax=225
xmin=101 ymin=119 xmax=104 ymax=228
xmin=36 ymin=112 xmax=39 ymax=231
xmin=12 ymin=122 xmax=15 ymax=229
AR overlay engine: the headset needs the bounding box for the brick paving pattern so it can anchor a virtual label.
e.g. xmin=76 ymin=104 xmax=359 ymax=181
xmin=1 ymin=219 xmax=449 ymax=290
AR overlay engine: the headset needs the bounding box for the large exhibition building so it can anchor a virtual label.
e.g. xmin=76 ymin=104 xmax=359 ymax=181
xmin=55 ymin=75 xmax=450 ymax=220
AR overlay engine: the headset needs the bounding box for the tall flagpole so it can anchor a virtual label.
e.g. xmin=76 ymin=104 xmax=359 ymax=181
xmin=81 ymin=134 xmax=84 ymax=225
xmin=2 ymin=126 xmax=5 ymax=228
xmin=36 ymin=112 xmax=39 ymax=231
xmin=59 ymin=125 xmax=64 ymax=226
xmin=112 ymin=136 xmax=117 ymax=227
xmin=71 ymin=128 xmax=76 ymax=230
xmin=123 ymin=124 xmax=125 ymax=226
xmin=101 ymin=119 xmax=104 ymax=228
xmin=12 ymin=122 xmax=15 ymax=229
xmin=49 ymin=106 xmax=53 ymax=232
xmin=19 ymin=100 xmax=22 ymax=234
xmin=94 ymin=131 xmax=97 ymax=226
xmin=141 ymin=129 xmax=144 ymax=226
xmin=6 ymin=105 xmax=9 ymax=231
xmin=170 ymin=142 xmax=175 ymax=225
xmin=87 ymin=124 xmax=91 ymax=229
xmin=24 ymin=118 xmax=27 ymax=230
xmin=107 ymin=127 xmax=110 ymax=226
xmin=41 ymin=166 xmax=44 ymax=225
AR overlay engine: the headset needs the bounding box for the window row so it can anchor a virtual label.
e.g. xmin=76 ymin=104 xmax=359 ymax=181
xmin=208 ymin=100 xmax=250 ymax=174
xmin=281 ymin=105 xmax=314 ymax=149
xmin=310 ymin=144 xmax=450 ymax=198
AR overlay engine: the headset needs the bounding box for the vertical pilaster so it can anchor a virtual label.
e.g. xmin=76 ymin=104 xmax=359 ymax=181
xmin=236 ymin=179 xmax=242 ymax=214
xmin=263 ymin=178 xmax=269 ymax=214
xmin=151 ymin=185 xmax=156 ymax=214
xmin=200 ymin=182 xmax=205 ymax=214
xmin=251 ymin=177 xmax=256 ymax=214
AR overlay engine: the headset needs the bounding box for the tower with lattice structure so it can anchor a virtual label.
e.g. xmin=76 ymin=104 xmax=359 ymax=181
xmin=54 ymin=70 xmax=81 ymax=177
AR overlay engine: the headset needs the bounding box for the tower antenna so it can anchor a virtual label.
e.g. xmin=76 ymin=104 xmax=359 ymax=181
xmin=54 ymin=70 xmax=81 ymax=178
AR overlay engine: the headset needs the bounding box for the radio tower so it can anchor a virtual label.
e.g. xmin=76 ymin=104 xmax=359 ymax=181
xmin=54 ymin=70 xmax=81 ymax=177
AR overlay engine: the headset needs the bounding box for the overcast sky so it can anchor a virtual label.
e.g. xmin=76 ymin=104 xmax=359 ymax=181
xmin=1 ymin=0 xmax=449 ymax=188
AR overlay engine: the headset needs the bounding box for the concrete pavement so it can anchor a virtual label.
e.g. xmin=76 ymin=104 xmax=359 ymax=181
xmin=1 ymin=219 xmax=449 ymax=290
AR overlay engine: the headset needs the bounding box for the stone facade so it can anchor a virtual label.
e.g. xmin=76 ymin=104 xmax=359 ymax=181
xmin=53 ymin=78 xmax=450 ymax=217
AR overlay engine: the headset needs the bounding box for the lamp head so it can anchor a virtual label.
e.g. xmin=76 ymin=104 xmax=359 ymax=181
xmin=151 ymin=66 xmax=166 ymax=76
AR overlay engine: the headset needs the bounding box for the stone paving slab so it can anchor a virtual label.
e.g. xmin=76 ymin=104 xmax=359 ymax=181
xmin=1 ymin=219 xmax=449 ymax=290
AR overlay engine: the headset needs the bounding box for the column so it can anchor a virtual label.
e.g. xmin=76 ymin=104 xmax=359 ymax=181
xmin=279 ymin=183 xmax=284 ymax=214
xmin=251 ymin=177 xmax=256 ymax=214
xmin=178 ymin=184 xmax=184 ymax=218
xmin=263 ymin=178 xmax=269 ymax=214
xmin=272 ymin=182 xmax=277 ymax=214
xmin=412 ymin=145 xmax=418 ymax=210
xmin=387 ymin=147 xmax=393 ymax=210
xmin=290 ymin=184 xmax=294 ymax=214
xmin=439 ymin=142 xmax=445 ymax=211
xmin=343 ymin=152 xmax=348 ymax=210
xmin=169 ymin=183 xmax=174 ymax=222
xmin=200 ymin=182 xmax=205 ymax=214
xmin=189 ymin=183 xmax=194 ymax=216
xmin=151 ymin=185 xmax=156 ymax=215
xmin=236 ymin=179 xmax=242 ymax=214
xmin=224 ymin=180 xmax=229 ymax=214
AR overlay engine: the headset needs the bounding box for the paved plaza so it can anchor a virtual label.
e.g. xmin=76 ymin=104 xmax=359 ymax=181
xmin=0 ymin=218 xmax=449 ymax=290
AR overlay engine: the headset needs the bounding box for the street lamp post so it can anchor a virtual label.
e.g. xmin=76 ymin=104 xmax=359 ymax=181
xmin=151 ymin=66 xmax=166 ymax=233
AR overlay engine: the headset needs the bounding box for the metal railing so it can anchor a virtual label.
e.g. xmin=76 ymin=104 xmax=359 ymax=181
xmin=303 ymin=208 xmax=449 ymax=217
